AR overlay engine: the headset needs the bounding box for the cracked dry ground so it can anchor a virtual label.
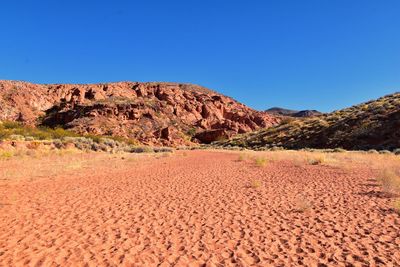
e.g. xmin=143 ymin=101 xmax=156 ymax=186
xmin=0 ymin=151 xmax=399 ymax=266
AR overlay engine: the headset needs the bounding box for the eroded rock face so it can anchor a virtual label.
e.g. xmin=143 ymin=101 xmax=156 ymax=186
xmin=0 ymin=80 xmax=280 ymax=146
xmin=194 ymin=129 xmax=229 ymax=144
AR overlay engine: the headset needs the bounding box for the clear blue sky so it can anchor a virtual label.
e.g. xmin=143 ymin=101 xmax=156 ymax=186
xmin=1 ymin=1 xmax=399 ymax=112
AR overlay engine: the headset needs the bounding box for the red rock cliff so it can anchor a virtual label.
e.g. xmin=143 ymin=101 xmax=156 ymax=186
xmin=0 ymin=80 xmax=280 ymax=146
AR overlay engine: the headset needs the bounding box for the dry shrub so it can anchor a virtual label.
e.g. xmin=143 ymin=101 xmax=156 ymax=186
xmin=294 ymin=195 xmax=312 ymax=212
xmin=308 ymin=154 xmax=326 ymax=165
xmin=378 ymin=170 xmax=400 ymax=195
xmin=26 ymin=141 xmax=41 ymax=150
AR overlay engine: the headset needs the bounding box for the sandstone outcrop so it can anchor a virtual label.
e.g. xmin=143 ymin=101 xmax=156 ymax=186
xmin=0 ymin=80 xmax=280 ymax=146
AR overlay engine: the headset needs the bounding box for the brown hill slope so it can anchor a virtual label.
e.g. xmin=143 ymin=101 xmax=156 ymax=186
xmin=0 ymin=80 xmax=279 ymax=146
xmin=216 ymin=93 xmax=400 ymax=150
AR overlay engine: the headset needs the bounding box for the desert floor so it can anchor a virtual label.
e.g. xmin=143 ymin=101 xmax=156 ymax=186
xmin=0 ymin=150 xmax=399 ymax=266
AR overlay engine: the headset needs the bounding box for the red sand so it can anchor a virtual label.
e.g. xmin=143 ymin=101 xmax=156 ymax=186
xmin=0 ymin=151 xmax=399 ymax=266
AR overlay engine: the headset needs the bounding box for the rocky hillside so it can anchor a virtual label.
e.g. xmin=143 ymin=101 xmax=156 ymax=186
xmin=0 ymin=80 xmax=279 ymax=146
xmin=265 ymin=107 xmax=322 ymax=117
xmin=216 ymin=93 xmax=400 ymax=150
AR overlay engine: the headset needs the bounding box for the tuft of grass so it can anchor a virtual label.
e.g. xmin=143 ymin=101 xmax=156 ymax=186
xmin=0 ymin=151 xmax=13 ymax=160
xmin=250 ymin=179 xmax=262 ymax=188
xmin=377 ymin=170 xmax=400 ymax=195
xmin=254 ymin=157 xmax=268 ymax=167
xmin=129 ymin=146 xmax=154 ymax=153
xmin=393 ymin=199 xmax=400 ymax=214
xmin=238 ymin=153 xmax=247 ymax=161
xmin=26 ymin=141 xmax=41 ymax=150
xmin=308 ymin=155 xmax=325 ymax=165
xmin=294 ymin=196 xmax=312 ymax=212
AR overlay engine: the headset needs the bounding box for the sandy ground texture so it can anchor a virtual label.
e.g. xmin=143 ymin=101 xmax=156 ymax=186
xmin=0 ymin=150 xmax=399 ymax=266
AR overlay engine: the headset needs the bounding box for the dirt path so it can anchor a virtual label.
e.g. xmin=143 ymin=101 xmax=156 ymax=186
xmin=0 ymin=151 xmax=399 ymax=266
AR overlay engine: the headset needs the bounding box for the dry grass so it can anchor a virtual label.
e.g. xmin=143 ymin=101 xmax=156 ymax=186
xmin=238 ymin=153 xmax=247 ymax=161
xmin=250 ymin=179 xmax=262 ymax=189
xmin=308 ymin=154 xmax=326 ymax=165
xmin=254 ymin=157 xmax=268 ymax=167
xmin=377 ymin=170 xmax=400 ymax=195
xmin=237 ymin=150 xmax=399 ymax=170
xmin=393 ymin=199 xmax=400 ymax=214
xmin=0 ymin=151 xmax=13 ymax=160
xmin=0 ymin=145 xmax=157 ymax=182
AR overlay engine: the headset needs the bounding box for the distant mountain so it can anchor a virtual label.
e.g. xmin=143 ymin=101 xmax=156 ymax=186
xmin=265 ymin=107 xmax=322 ymax=117
xmin=216 ymin=93 xmax=400 ymax=150
xmin=0 ymin=80 xmax=280 ymax=146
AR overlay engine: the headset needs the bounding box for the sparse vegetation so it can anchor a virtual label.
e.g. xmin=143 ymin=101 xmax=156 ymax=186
xmin=393 ymin=199 xmax=400 ymax=214
xmin=0 ymin=151 xmax=13 ymax=160
xmin=214 ymin=93 xmax=400 ymax=151
xmin=0 ymin=121 xmax=171 ymax=155
xmin=308 ymin=155 xmax=325 ymax=165
xmin=250 ymin=179 xmax=262 ymax=188
xmin=377 ymin=170 xmax=400 ymax=195
xmin=254 ymin=157 xmax=268 ymax=167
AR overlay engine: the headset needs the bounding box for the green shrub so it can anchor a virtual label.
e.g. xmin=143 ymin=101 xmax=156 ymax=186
xmin=2 ymin=121 xmax=21 ymax=129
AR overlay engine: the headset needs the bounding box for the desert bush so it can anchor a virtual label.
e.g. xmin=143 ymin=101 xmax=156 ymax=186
xmin=53 ymin=139 xmax=64 ymax=149
xmin=61 ymin=137 xmax=94 ymax=151
xmin=100 ymin=138 xmax=118 ymax=148
xmin=91 ymin=142 xmax=108 ymax=152
xmin=186 ymin=128 xmax=197 ymax=137
xmin=394 ymin=149 xmax=400 ymax=155
xmin=308 ymin=155 xmax=325 ymax=165
xmin=128 ymin=146 xmax=154 ymax=153
xmin=153 ymin=147 xmax=173 ymax=153
xmin=176 ymin=146 xmax=191 ymax=150
xmin=26 ymin=141 xmax=41 ymax=150
xmin=0 ymin=121 xmax=80 ymax=140
xmin=2 ymin=121 xmax=21 ymax=129
xmin=379 ymin=150 xmax=393 ymax=155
